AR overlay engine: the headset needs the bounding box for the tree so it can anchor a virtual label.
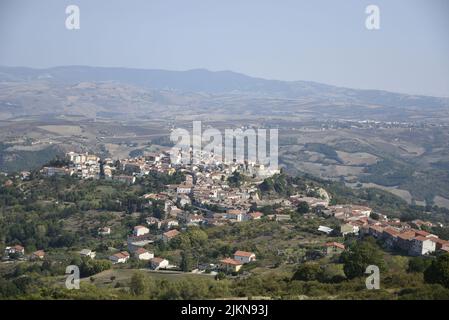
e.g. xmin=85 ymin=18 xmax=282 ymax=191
xmin=227 ymin=172 xmax=244 ymax=188
xmin=130 ymin=272 xmax=146 ymax=296
xmin=180 ymin=251 xmax=194 ymax=272
xmin=292 ymin=263 xmax=322 ymax=281
xmin=296 ymin=201 xmax=310 ymax=214
xmin=424 ymin=254 xmax=449 ymax=288
xmin=408 ymin=257 xmax=432 ymax=273
xmin=341 ymin=239 xmax=385 ymax=279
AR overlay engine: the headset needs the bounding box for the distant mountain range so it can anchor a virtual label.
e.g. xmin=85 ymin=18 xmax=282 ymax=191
xmin=0 ymin=65 xmax=448 ymax=121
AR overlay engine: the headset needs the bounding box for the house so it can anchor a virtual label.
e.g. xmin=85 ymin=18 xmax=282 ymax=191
xmin=133 ymin=225 xmax=150 ymax=237
xmin=410 ymin=236 xmax=436 ymax=256
xmin=4 ymin=245 xmax=25 ymax=257
xmin=430 ymin=238 xmax=449 ymax=252
xmin=32 ymin=250 xmax=45 ymax=260
xmin=146 ymin=217 xmax=162 ymax=229
xmin=112 ymin=175 xmax=136 ymax=184
xmin=340 ymin=223 xmax=359 ymax=236
xmin=233 ymin=251 xmax=256 ymax=264
xmin=318 ymin=226 xmax=333 ymax=235
xmin=382 ymin=227 xmax=400 ymax=248
xmin=109 ymin=251 xmax=130 ymax=264
xmin=226 ymin=209 xmax=245 ymax=222
xmin=351 ymin=205 xmax=372 ymax=217
xmin=80 ymin=249 xmax=96 ymax=259
xmin=367 ymin=225 xmax=384 ymax=239
xmin=219 ymin=258 xmax=243 ymax=272
xmin=396 ymin=232 xmax=416 ymax=252
xmin=162 ymin=229 xmax=180 ymax=242
xmin=185 ymin=214 xmax=204 ymax=225
xmin=275 ymin=214 xmax=291 ymax=222
xmin=163 ymin=219 xmax=179 ymax=230
xmin=323 ymin=242 xmax=345 ymax=256
xmin=134 ymin=248 xmax=154 ymax=261
xmin=248 ymin=211 xmax=263 ymax=220
xmin=176 ymin=184 xmax=193 ymax=194
xmin=150 ymin=257 xmax=169 ymax=270
xmin=98 ymin=227 xmax=111 ymax=236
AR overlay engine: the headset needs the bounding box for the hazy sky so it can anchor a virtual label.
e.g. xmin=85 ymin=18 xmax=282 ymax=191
xmin=1 ymin=0 xmax=448 ymax=97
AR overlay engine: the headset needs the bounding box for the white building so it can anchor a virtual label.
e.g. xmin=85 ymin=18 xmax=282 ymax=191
xmin=410 ymin=236 xmax=436 ymax=256
xmin=150 ymin=257 xmax=169 ymax=270
xmin=80 ymin=249 xmax=96 ymax=259
xmin=134 ymin=248 xmax=154 ymax=261
xmin=233 ymin=251 xmax=256 ymax=264
xmin=133 ymin=225 xmax=150 ymax=237
xmin=109 ymin=251 xmax=130 ymax=264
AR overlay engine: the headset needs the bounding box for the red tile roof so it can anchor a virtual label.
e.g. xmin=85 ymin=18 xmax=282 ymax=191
xmin=324 ymin=242 xmax=345 ymax=250
xmin=163 ymin=229 xmax=180 ymax=238
xmin=220 ymin=258 xmax=243 ymax=266
xmin=135 ymin=248 xmax=148 ymax=255
xmin=234 ymin=250 xmax=255 ymax=257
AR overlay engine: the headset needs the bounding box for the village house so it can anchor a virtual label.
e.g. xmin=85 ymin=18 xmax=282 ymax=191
xmin=176 ymin=183 xmax=193 ymax=195
xmin=410 ymin=236 xmax=436 ymax=256
xmin=162 ymin=219 xmax=179 ymax=230
xmin=322 ymin=242 xmax=345 ymax=256
xmin=219 ymin=258 xmax=243 ymax=272
xmin=162 ymin=229 xmax=180 ymax=242
xmin=275 ymin=214 xmax=291 ymax=222
xmin=318 ymin=225 xmax=333 ymax=235
xmin=98 ymin=227 xmax=111 ymax=236
xmin=109 ymin=251 xmax=130 ymax=264
xmin=133 ymin=225 xmax=150 ymax=237
xmin=382 ymin=227 xmax=400 ymax=248
xmin=31 ymin=250 xmax=45 ymax=260
xmin=146 ymin=217 xmax=162 ymax=229
xmin=430 ymin=238 xmax=449 ymax=252
xmin=247 ymin=211 xmax=263 ymax=220
xmin=150 ymin=257 xmax=169 ymax=270
xmin=134 ymin=248 xmax=154 ymax=261
xmin=80 ymin=249 xmax=96 ymax=259
xmin=112 ymin=175 xmax=136 ymax=185
xmin=233 ymin=251 xmax=256 ymax=264
xmin=340 ymin=222 xmax=359 ymax=236
xmin=226 ymin=209 xmax=245 ymax=222
xmin=4 ymin=245 xmax=25 ymax=257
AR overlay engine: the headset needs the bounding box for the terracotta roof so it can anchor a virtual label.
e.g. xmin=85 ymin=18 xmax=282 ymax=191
xmin=429 ymin=238 xmax=449 ymax=245
xmin=398 ymin=232 xmax=415 ymax=240
xmin=414 ymin=236 xmax=432 ymax=242
xmin=151 ymin=257 xmax=165 ymax=264
xmin=33 ymin=250 xmax=45 ymax=257
xmin=415 ymin=230 xmax=431 ymax=237
xmin=249 ymin=211 xmax=263 ymax=218
xmin=220 ymin=258 xmax=243 ymax=266
xmin=113 ymin=251 xmax=130 ymax=259
xmin=369 ymin=225 xmax=384 ymax=233
xmin=234 ymin=250 xmax=255 ymax=257
xmin=135 ymin=248 xmax=148 ymax=255
xmin=383 ymin=227 xmax=400 ymax=236
xmin=324 ymin=242 xmax=345 ymax=250
xmin=163 ymin=229 xmax=180 ymax=238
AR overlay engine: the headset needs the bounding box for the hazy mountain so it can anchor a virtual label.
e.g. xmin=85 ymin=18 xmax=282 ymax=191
xmin=0 ymin=65 xmax=448 ymax=121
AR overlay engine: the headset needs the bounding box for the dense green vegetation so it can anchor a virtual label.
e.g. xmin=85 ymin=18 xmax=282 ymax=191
xmin=1 ymin=168 xmax=449 ymax=300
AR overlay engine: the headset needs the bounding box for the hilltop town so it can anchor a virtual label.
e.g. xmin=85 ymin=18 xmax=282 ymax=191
xmin=3 ymin=149 xmax=447 ymax=277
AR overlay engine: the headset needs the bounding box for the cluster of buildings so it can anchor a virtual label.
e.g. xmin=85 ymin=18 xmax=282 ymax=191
xmin=361 ymin=224 xmax=449 ymax=256
xmin=42 ymin=152 xmax=101 ymax=179
xmin=2 ymin=245 xmax=46 ymax=261
xmin=321 ymin=204 xmax=449 ymax=257
xmin=219 ymin=251 xmax=257 ymax=272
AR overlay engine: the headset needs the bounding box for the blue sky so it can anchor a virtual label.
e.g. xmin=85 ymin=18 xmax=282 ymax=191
xmin=0 ymin=0 xmax=448 ymax=96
